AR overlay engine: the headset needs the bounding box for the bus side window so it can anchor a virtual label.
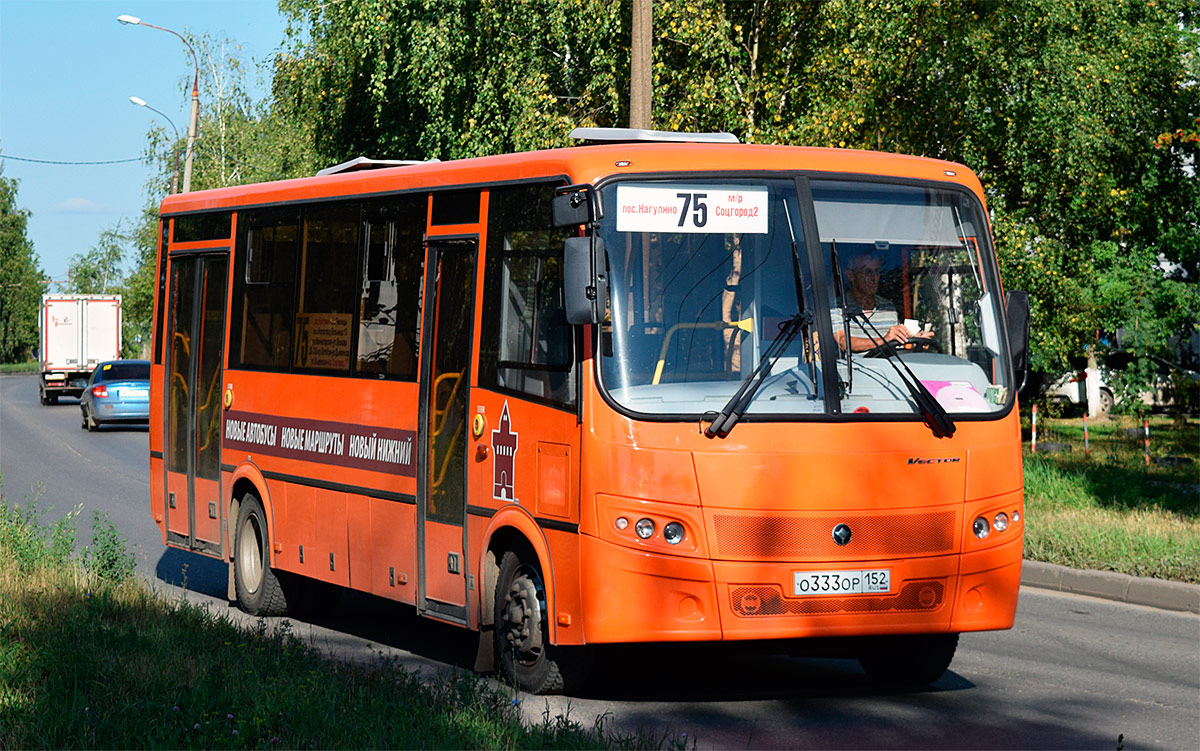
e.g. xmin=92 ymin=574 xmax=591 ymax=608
xmin=232 ymin=208 xmax=300 ymax=371
xmin=293 ymin=203 xmax=360 ymax=373
xmin=479 ymin=183 xmax=575 ymax=409
xmin=358 ymin=195 xmax=425 ymax=380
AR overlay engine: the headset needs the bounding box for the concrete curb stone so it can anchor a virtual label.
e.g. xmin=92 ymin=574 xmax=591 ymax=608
xmin=1021 ymin=560 xmax=1200 ymax=614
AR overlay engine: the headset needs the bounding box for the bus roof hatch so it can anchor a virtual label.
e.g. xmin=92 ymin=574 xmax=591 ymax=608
xmin=316 ymin=156 xmax=441 ymax=177
xmin=568 ymin=127 xmax=739 ymax=144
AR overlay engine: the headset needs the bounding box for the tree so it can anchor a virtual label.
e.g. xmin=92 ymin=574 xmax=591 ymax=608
xmin=0 ymin=163 xmax=44 ymax=363
xmin=267 ymin=0 xmax=1198 ymax=383
xmin=275 ymin=0 xmax=627 ymax=163
xmin=66 ymin=224 xmax=129 ymax=296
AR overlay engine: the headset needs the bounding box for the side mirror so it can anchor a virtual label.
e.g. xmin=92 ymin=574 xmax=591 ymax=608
xmin=552 ymin=185 xmax=594 ymax=228
xmin=564 ymin=236 xmax=606 ymax=325
xmin=1005 ymin=290 xmax=1031 ymax=394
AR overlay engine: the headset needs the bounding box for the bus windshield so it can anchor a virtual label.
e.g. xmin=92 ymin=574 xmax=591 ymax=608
xmin=596 ymin=177 xmax=1012 ymax=420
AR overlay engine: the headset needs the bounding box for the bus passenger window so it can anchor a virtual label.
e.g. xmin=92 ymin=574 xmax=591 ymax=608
xmin=358 ymin=196 xmax=425 ymax=380
xmin=479 ymin=184 xmax=575 ymax=409
xmin=293 ymin=203 xmax=360 ymax=373
xmin=232 ymin=209 xmax=299 ymax=371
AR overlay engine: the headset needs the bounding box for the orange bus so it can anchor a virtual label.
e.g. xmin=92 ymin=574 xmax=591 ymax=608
xmin=149 ymin=128 xmax=1030 ymax=693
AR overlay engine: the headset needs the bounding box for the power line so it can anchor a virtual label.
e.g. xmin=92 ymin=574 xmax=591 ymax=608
xmin=0 ymin=154 xmax=142 ymax=166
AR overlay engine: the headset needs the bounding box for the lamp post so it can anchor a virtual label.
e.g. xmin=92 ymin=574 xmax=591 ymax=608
xmin=130 ymin=96 xmax=181 ymax=194
xmin=118 ymin=14 xmax=199 ymax=193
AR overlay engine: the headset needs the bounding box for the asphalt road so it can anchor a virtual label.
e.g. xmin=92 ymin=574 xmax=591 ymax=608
xmin=1 ymin=372 xmax=1197 ymax=750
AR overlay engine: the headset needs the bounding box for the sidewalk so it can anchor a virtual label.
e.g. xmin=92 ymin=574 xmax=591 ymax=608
xmin=1021 ymin=559 xmax=1200 ymax=614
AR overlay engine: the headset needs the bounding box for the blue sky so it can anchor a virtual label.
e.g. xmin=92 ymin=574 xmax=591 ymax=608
xmin=0 ymin=0 xmax=287 ymax=284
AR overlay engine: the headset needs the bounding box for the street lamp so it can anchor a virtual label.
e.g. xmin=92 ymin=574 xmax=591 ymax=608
xmin=130 ymin=96 xmax=181 ymax=194
xmin=118 ymin=14 xmax=199 ymax=193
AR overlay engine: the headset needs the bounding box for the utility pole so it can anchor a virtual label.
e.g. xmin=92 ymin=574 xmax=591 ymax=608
xmin=630 ymin=0 xmax=652 ymax=129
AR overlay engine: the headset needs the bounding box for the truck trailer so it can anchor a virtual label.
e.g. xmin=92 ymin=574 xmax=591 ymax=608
xmin=38 ymin=294 xmax=121 ymax=404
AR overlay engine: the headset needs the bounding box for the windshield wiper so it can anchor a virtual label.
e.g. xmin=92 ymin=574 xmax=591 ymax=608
xmin=829 ymin=239 xmax=852 ymax=398
xmin=704 ymin=311 xmax=811 ymax=438
xmin=847 ymin=306 xmax=956 ymax=438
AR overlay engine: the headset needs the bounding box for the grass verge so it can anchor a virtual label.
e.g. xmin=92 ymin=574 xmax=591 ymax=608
xmin=1022 ymin=415 xmax=1199 ymax=583
xmin=0 ymin=361 xmax=39 ymax=374
xmin=0 ymin=496 xmax=679 ymax=750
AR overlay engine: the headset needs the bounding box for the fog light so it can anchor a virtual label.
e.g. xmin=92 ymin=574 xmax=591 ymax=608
xmin=615 ymin=516 xmax=629 ymax=531
xmin=635 ymin=518 xmax=655 ymax=539
xmin=993 ymin=512 xmax=1009 ymax=532
xmin=972 ymin=516 xmax=991 ymax=539
xmin=1012 ymin=510 xmax=1021 ymax=523
xmin=663 ymin=522 xmax=685 ymax=545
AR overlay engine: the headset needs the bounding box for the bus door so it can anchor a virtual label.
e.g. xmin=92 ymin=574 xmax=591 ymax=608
xmin=164 ymin=252 xmax=228 ymax=556
xmin=417 ymin=238 xmax=478 ymax=623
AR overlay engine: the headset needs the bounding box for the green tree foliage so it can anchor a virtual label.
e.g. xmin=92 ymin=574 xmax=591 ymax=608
xmin=65 ymin=222 xmax=153 ymax=359
xmin=0 ymin=164 xmax=44 ymax=363
xmin=272 ymin=0 xmax=1197 ymax=381
xmin=188 ymin=33 xmax=320 ymax=191
xmin=276 ymin=0 xmax=629 ymax=162
xmin=66 ymin=224 xmax=128 ymax=296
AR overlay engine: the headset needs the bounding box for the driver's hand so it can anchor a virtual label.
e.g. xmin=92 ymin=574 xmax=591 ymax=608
xmin=883 ymin=324 xmax=911 ymax=343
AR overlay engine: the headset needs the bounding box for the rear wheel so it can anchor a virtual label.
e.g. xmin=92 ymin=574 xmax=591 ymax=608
xmin=1097 ymin=388 xmax=1114 ymax=415
xmin=233 ymin=493 xmax=289 ymax=616
xmin=493 ymin=551 xmax=589 ymax=694
xmin=858 ymin=633 xmax=959 ymax=688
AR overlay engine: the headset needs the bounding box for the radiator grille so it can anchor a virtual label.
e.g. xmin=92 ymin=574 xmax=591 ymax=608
xmin=731 ymin=579 xmax=945 ymax=617
xmin=713 ymin=510 xmax=956 ymax=559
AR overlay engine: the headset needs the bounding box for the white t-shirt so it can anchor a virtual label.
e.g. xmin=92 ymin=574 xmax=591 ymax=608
xmin=830 ymin=295 xmax=898 ymax=341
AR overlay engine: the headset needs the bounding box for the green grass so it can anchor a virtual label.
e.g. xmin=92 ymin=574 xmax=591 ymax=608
xmin=0 ymin=496 xmax=681 ymax=750
xmin=1022 ymin=415 xmax=1199 ymax=583
xmin=0 ymin=361 xmax=38 ymax=374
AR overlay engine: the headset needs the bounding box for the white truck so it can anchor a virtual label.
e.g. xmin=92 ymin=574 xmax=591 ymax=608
xmin=38 ymin=294 xmax=122 ymax=404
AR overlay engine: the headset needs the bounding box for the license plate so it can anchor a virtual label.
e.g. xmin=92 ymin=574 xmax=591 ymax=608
xmin=793 ymin=569 xmax=890 ymax=596
xmin=123 ymin=389 xmax=149 ymax=399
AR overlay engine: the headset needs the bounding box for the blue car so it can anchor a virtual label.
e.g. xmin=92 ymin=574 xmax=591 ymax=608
xmin=80 ymin=359 xmax=151 ymax=431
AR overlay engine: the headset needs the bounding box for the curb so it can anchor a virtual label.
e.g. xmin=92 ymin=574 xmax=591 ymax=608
xmin=1021 ymin=560 xmax=1200 ymax=614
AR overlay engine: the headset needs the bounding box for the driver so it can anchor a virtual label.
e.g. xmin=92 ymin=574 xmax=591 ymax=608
xmin=832 ymin=251 xmax=933 ymax=352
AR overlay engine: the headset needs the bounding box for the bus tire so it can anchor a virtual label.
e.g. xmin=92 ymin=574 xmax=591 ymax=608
xmin=233 ymin=493 xmax=289 ymax=617
xmin=493 ymin=551 xmax=588 ymax=694
xmin=858 ymin=633 xmax=958 ymax=688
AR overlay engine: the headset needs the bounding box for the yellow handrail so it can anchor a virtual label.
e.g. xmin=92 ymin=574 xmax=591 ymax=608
xmin=652 ymin=318 xmax=754 ymax=385
xmin=431 ymin=370 xmax=463 ymax=438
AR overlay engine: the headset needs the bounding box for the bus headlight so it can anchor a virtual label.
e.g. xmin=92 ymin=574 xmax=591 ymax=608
xmin=615 ymin=516 xmax=629 ymax=531
xmin=972 ymin=516 xmax=991 ymax=539
xmin=635 ymin=518 xmax=656 ymax=539
xmin=993 ymin=512 xmax=1009 ymax=532
xmin=663 ymin=522 xmax=685 ymax=545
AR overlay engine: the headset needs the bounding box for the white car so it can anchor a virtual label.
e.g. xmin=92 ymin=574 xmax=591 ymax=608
xmin=1046 ymin=370 xmax=1114 ymax=414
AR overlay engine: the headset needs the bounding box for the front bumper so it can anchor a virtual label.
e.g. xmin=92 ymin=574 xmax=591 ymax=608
xmin=578 ymin=533 xmax=1022 ymax=644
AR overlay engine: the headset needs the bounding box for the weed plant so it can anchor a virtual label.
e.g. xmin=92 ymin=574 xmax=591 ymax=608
xmin=0 ymin=492 xmax=684 ymax=749
xmin=1022 ymin=415 xmax=1199 ymax=583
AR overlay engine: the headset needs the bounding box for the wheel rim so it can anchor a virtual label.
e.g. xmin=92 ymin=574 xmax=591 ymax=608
xmin=501 ymin=564 xmax=546 ymax=667
xmin=237 ymin=512 xmax=264 ymax=595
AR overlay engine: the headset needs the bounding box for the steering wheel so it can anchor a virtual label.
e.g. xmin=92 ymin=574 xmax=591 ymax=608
xmin=863 ymin=337 xmax=940 ymax=358
xmin=902 ymin=337 xmax=941 ymax=354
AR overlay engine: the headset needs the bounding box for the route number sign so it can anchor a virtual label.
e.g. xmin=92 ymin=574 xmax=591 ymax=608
xmin=616 ymin=184 xmax=769 ymax=235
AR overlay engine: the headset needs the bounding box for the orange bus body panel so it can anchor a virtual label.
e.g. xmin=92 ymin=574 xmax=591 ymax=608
xmin=149 ymin=139 xmax=1023 ymax=653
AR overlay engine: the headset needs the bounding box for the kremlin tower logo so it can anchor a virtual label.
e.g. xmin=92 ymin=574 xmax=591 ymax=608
xmin=491 ymin=402 xmax=518 ymax=502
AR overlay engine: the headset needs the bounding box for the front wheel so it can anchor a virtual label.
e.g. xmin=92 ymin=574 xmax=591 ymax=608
xmin=858 ymin=633 xmax=959 ymax=688
xmin=493 ymin=551 xmax=589 ymax=694
xmin=233 ymin=493 xmax=289 ymax=616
